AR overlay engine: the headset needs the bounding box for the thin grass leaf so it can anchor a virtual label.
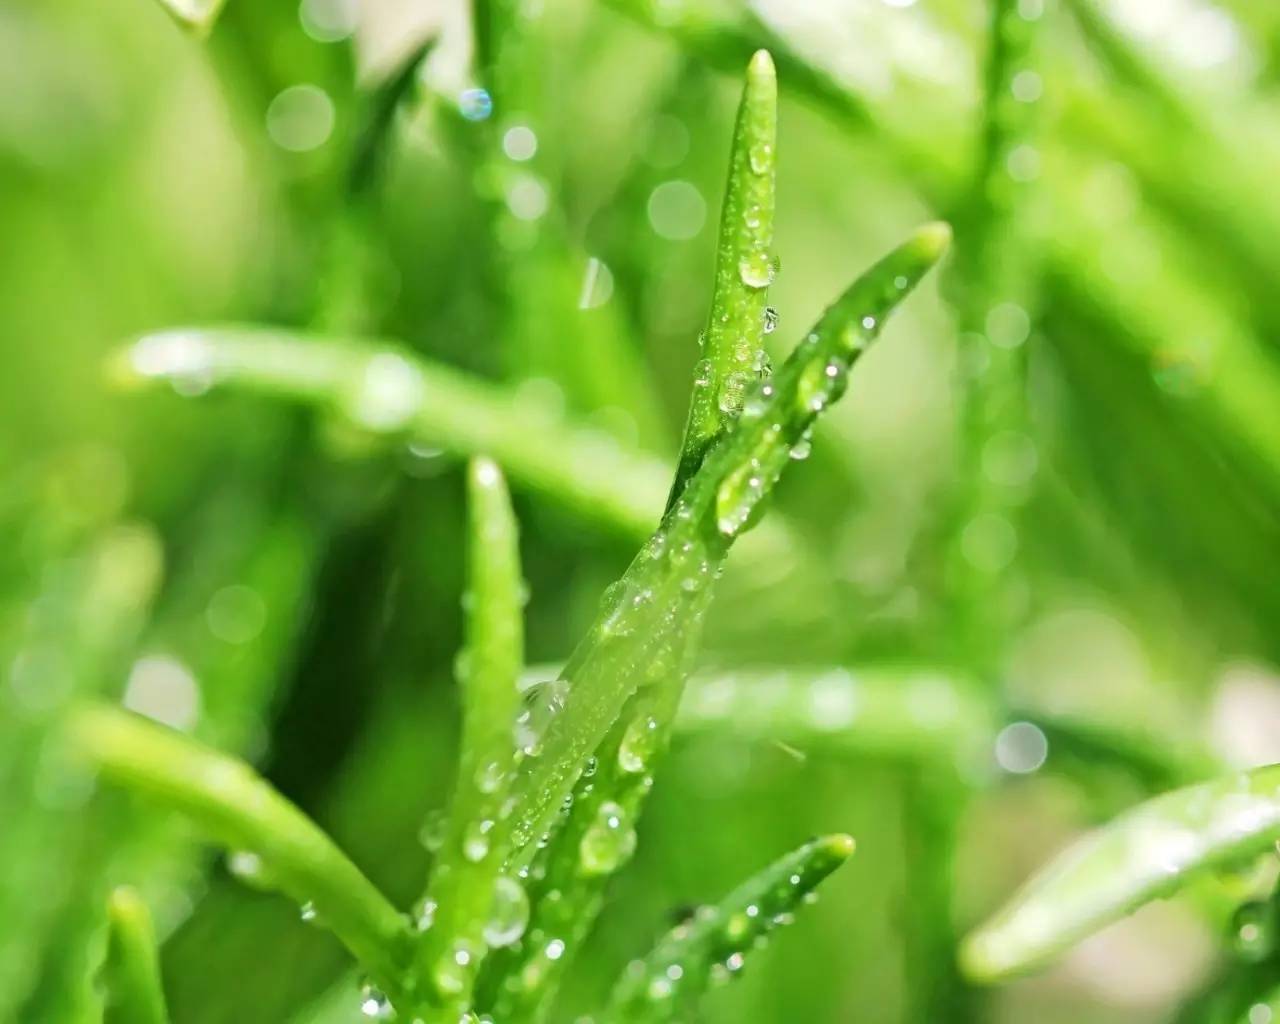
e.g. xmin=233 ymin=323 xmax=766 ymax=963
xmin=479 ymin=644 xmax=707 ymax=1021
xmin=667 ymin=48 xmax=776 ymax=505
xmin=0 ymin=524 xmax=163 ymax=1022
xmin=476 ymin=52 xmax=776 ymax=1018
xmin=602 ymin=834 xmax=855 ymax=1023
xmin=411 ymin=457 xmax=527 ymax=1018
xmin=1060 ymin=0 xmax=1280 ymax=337
xmin=67 ymin=703 xmax=414 ymax=999
xmin=961 ymin=763 xmax=1280 ymax=982
xmin=150 ymin=0 xmax=229 ymax=37
xmin=499 ymin=222 xmax=950 ymax=876
xmin=102 ymin=887 xmax=170 ymax=1024
xmin=110 ymin=329 xmax=671 ymax=539
xmin=945 ymin=0 xmax=1043 ymax=676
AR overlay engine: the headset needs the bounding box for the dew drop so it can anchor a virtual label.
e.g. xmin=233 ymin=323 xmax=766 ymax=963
xmin=463 ymin=819 xmax=495 ymax=862
xmin=748 ymin=140 xmax=772 ymax=175
xmin=300 ymin=900 xmax=318 ymax=924
xmin=691 ymin=358 xmax=714 ymax=390
xmin=761 ymin=305 xmax=779 ymax=335
xmin=789 ymin=429 xmax=813 ymax=461
xmin=419 ymin=809 xmax=449 ymax=852
xmin=414 ymin=897 xmax=437 ymax=932
xmin=434 ymin=939 xmax=481 ymax=996
xmin=359 ymin=982 xmax=393 ymax=1019
xmin=618 ymin=716 xmax=660 ymax=774
xmin=459 ymin=88 xmax=493 ymax=122
xmin=475 ymin=759 xmax=507 ymax=795
xmin=514 ymin=678 xmax=569 ymax=755
xmin=737 ymin=252 xmax=774 ymax=289
xmin=579 ymin=801 xmax=638 ymax=876
xmin=483 ymin=877 xmax=530 ymax=948
xmin=718 ymin=371 xmax=750 ymax=415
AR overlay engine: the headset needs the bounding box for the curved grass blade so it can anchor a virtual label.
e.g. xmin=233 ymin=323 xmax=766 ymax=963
xmin=110 ymin=328 xmax=671 ymax=540
xmin=678 ymin=664 xmax=998 ymax=765
xmin=602 ymin=834 xmax=855 ymax=1023
xmin=499 ymin=223 xmax=950 ymax=875
xmin=667 ymin=48 xmax=776 ymax=506
xmin=411 ymin=457 xmax=527 ymax=1018
xmin=961 ymin=764 xmax=1280 ymax=982
xmin=102 ymin=887 xmax=170 ymax=1024
xmin=67 ymin=703 xmax=414 ymax=1000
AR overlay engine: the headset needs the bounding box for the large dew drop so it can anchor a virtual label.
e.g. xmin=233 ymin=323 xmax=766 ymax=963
xmin=463 ymin=818 xmax=495 ymax=862
xmin=737 ymin=251 xmax=774 ymax=289
xmin=715 ymin=463 xmax=767 ymax=538
xmin=579 ymin=801 xmax=638 ymax=876
xmin=618 ymin=716 xmax=660 ymax=774
xmin=483 ymin=877 xmax=531 ymax=948
xmin=434 ymin=939 xmax=481 ymax=997
xmin=358 ymin=982 xmax=393 ymax=1019
xmin=513 ymin=678 xmax=569 ymax=756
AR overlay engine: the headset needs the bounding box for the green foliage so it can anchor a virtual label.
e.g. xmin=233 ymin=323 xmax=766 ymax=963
xmin=102 ymin=887 xmax=171 ymax=1024
xmin=962 ymin=764 xmax=1280 ymax=981
xmin=8 ymin=0 xmax=1280 ymax=1021
xmin=602 ymin=834 xmax=855 ymax=1023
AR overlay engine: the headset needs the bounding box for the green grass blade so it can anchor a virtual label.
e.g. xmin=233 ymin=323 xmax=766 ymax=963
xmin=602 ymin=834 xmax=855 ymax=1022
xmin=678 ymin=664 xmax=998 ymax=765
xmin=411 ymin=457 xmax=527 ymax=1018
xmin=110 ymin=329 xmax=670 ymax=539
xmin=961 ymin=764 xmax=1280 ymax=982
xmin=667 ymin=48 xmax=776 ymax=506
xmin=67 ymin=703 xmax=414 ymax=999
xmin=480 ymin=636 xmax=708 ymax=1021
xmin=946 ymin=0 xmax=1043 ymax=675
xmin=102 ymin=887 xmax=170 ymax=1024
xmin=499 ymin=223 xmax=949 ymax=873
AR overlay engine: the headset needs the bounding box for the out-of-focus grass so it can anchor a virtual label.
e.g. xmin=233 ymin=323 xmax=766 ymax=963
xmin=3 ymin=0 xmax=1280 ymax=1022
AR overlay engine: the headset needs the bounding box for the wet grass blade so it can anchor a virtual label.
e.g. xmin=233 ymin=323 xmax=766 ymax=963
xmin=67 ymin=703 xmax=414 ymax=1000
xmin=667 ymin=48 xmax=776 ymax=506
xmin=411 ymin=457 xmax=527 ymax=1018
xmin=961 ymin=764 xmax=1280 ymax=982
xmin=102 ymin=887 xmax=170 ymax=1024
xmin=499 ymin=222 xmax=950 ymax=876
xmin=602 ymin=834 xmax=855 ymax=1022
xmin=480 ymin=637 xmax=708 ymax=1021
xmin=477 ymin=52 xmax=775 ymax=1017
xmin=110 ymin=328 xmax=670 ymax=540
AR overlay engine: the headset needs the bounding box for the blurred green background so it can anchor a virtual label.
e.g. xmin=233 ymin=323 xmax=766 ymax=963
xmin=4 ymin=0 xmax=1280 ymax=1021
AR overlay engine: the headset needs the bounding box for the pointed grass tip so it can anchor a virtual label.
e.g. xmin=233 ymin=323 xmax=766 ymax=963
xmin=912 ymin=221 xmax=953 ymax=262
xmin=748 ymin=49 xmax=776 ymax=80
xmin=821 ymin=833 xmax=857 ymax=860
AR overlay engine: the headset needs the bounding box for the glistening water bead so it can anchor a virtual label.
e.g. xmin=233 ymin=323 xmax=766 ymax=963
xmin=737 ymin=252 xmax=775 ymax=289
xmin=579 ymin=801 xmax=637 ymax=875
xmin=513 ymin=678 xmax=569 ymax=756
xmin=483 ymin=877 xmax=531 ymax=948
